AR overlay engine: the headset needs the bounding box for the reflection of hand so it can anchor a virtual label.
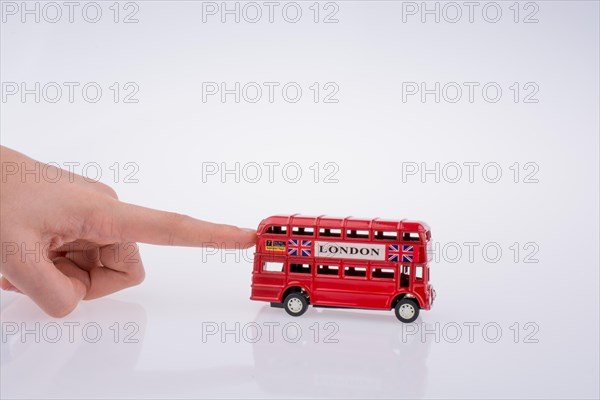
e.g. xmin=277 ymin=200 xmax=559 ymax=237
xmin=0 ymin=146 xmax=256 ymax=317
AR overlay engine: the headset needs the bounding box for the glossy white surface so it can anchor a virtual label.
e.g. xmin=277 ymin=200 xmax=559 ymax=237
xmin=1 ymin=1 xmax=599 ymax=398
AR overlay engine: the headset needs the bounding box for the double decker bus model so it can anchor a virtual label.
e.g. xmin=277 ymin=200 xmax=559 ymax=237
xmin=251 ymin=215 xmax=435 ymax=323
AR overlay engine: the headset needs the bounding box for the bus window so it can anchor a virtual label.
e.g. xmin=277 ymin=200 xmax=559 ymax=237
xmin=400 ymin=265 xmax=410 ymax=288
xmin=415 ymin=265 xmax=423 ymax=281
xmin=263 ymin=262 xmax=284 ymax=272
xmin=317 ymin=264 xmax=339 ymax=276
xmin=374 ymin=231 xmax=398 ymax=241
xmin=266 ymin=226 xmax=287 ymax=235
xmin=403 ymin=232 xmax=420 ymax=241
xmin=292 ymin=226 xmax=314 ymax=236
xmin=318 ymin=228 xmax=342 ymax=238
xmin=290 ymin=263 xmax=311 ymax=274
xmin=372 ymin=268 xmax=395 ymax=279
xmin=346 ymin=229 xmax=369 ymax=239
xmin=344 ymin=266 xmax=367 ymax=278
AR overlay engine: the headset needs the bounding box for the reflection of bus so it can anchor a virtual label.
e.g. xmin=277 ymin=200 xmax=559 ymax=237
xmin=251 ymin=215 xmax=435 ymax=323
xmin=251 ymin=306 xmax=431 ymax=398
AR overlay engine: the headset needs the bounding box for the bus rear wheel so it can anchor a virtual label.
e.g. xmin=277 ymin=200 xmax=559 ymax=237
xmin=284 ymin=293 xmax=308 ymax=317
xmin=395 ymin=299 xmax=419 ymax=323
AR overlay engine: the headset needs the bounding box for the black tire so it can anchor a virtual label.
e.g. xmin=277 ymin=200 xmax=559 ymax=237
xmin=283 ymin=293 xmax=308 ymax=317
xmin=394 ymin=298 xmax=419 ymax=323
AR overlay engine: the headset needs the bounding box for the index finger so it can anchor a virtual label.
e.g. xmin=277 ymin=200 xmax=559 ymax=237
xmin=100 ymin=201 xmax=256 ymax=248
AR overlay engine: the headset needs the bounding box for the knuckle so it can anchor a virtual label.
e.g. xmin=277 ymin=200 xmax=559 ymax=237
xmin=94 ymin=182 xmax=119 ymax=200
xmin=127 ymin=266 xmax=146 ymax=286
xmin=45 ymin=299 xmax=78 ymax=318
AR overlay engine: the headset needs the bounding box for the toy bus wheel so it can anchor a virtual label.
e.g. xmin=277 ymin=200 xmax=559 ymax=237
xmin=284 ymin=293 xmax=308 ymax=317
xmin=395 ymin=299 xmax=419 ymax=323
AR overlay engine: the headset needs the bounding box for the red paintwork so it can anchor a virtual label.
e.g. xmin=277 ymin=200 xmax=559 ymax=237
xmin=251 ymin=214 xmax=435 ymax=312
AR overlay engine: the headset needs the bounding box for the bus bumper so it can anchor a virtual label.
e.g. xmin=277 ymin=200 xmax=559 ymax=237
xmin=430 ymin=286 xmax=436 ymax=307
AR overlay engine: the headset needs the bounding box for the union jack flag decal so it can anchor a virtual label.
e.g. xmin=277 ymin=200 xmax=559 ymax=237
xmin=288 ymin=239 xmax=312 ymax=257
xmin=402 ymin=245 xmax=414 ymax=262
xmin=388 ymin=244 xmax=414 ymax=262
xmin=387 ymin=244 xmax=400 ymax=262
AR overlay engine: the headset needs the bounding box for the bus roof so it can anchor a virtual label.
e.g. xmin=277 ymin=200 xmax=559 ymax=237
xmin=258 ymin=214 xmax=430 ymax=234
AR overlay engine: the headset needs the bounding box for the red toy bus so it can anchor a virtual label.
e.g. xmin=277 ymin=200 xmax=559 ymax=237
xmin=250 ymin=215 xmax=435 ymax=323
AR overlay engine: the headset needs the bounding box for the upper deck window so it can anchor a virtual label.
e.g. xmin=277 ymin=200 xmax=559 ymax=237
xmin=292 ymin=226 xmax=314 ymax=236
xmin=403 ymin=232 xmax=421 ymax=242
xmin=346 ymin=229 xmax=369 ymax=239
xmin=318 ymin=228 xmax=342 ymax=238
xmin=374 ymin=231 xmax=398 ymax=241
xmin=266 ymin=225 xmax=287 ymax=235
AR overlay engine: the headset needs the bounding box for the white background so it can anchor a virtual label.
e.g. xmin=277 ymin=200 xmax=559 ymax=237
xmin=1 ymin=1 xmax=599 ymax=398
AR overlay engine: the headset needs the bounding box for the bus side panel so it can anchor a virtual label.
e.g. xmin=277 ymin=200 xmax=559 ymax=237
xmin=311 ymin=276 xmax=346 ymax=306
xmin=328 ymin=279 xmax=394 ymax=309
xmin=287 ymin=275 xmax=313 ymax=297
xmin=403 ymin=244 xmax=427 ymax=264
xmin=309 ymin=278 xmax=387 ymax=309
xmin=410 ymin=283 xmax=431 ymax=310
xmin=365 ymin=279 xmax=397 ymax=309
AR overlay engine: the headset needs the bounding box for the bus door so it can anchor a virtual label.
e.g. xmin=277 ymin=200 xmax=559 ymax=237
xmin=400 ymin=264 xmax=411 ymax=288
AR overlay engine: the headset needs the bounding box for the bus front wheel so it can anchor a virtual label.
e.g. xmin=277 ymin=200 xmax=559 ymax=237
xmin=395 ymin=299 xmax=419 ymax=323
xmin=284 ymin=293 xmax=308 ymax=317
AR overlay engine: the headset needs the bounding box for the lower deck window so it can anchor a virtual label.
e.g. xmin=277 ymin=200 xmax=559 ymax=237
xmin=344 ymin=266 xmax=367 ymax=277
xmin=263 ymin=262 xmax=284 ymax=272
xmin=372 ymin=268 xmax=395 ymax=279
xmin=317 ymin=264 xmax=339 ymax=276
xmin=415 ymin=265 xmax=423 ymax=280
xmin=290 ymin=263 xmax=311 ymax=274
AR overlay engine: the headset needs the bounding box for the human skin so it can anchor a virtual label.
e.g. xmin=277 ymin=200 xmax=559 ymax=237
xmin=0 ymin=146 xmax=256 ymax=317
